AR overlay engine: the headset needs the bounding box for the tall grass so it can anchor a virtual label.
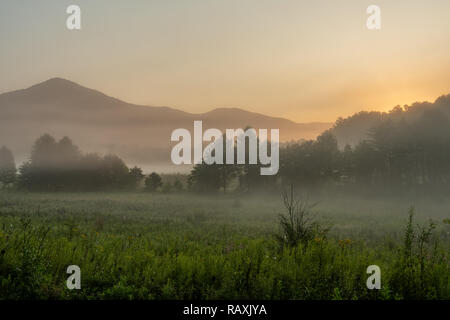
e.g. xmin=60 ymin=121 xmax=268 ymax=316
xmin=0 ymin=192 xmax=448 ymax=300
xmin=275 ymin=185 xmax=330 ymax=248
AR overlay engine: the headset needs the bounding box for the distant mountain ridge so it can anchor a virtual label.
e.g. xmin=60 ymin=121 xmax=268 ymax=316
xmin=0 ymin=78 xmax=331 ymax=172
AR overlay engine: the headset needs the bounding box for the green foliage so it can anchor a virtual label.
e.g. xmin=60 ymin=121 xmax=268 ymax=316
xmin=389 ymin=208 xmax=443 ymax=299
xmin=0 ymin=192 xmax=447 ymax=300
xmin=0 ymin=218 xmax=52 ymax=299
xmin=275 ymin=185 xmax=329 ymax=248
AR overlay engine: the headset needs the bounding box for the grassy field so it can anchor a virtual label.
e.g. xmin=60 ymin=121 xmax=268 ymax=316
xmin=0 ymin=191 xmax=448 ymax=300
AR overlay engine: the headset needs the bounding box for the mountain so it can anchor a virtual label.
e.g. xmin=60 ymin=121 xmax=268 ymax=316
xmin=0 ymin=78 xmax=331 ymax=172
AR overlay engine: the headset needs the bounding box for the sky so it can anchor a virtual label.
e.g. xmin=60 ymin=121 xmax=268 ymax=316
xmin=1 ymin=0 xmax=450 ymax=123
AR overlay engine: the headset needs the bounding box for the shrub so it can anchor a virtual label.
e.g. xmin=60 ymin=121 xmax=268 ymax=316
xmin=275 ymin=185 xmax=329 ymax=248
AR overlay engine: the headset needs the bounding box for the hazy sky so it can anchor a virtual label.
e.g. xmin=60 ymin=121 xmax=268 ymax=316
xmin=1 ymin=0 xmax=450 ymax=122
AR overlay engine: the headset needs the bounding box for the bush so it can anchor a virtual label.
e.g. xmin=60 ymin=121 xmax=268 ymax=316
xmin=275 ymin=185 xmax=329 ymax=248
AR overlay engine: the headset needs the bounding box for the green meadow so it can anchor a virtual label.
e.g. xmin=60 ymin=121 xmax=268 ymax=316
xmin=0 ymin=191 xmax=448 ymax=300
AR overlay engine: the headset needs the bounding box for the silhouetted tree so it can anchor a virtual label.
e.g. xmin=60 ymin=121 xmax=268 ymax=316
xmin=188 ymin=133 xmax=241 ymax=193
xmin=0 ymin=146 xmax=16 ymax=187
xmin=18 ymin=134 xmax=133 ymax=191
xmin=188 ymin=162 xmax=222 ymax=193
xmin=128 ymin=166 xmax=144 ymax=189
xmin=145 ymin=172 xmax=163 ymax=192
xmin=99 ymin=155 xmax=130 ymax=190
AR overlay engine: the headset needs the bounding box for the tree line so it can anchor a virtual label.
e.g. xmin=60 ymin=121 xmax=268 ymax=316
xmin=0 ymin=134 xmax=168 ymax=192
xmin=2 ymin=106 xmax=450 ymax=195
xmin=189 ymin=107 xmax=450 ymax=194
